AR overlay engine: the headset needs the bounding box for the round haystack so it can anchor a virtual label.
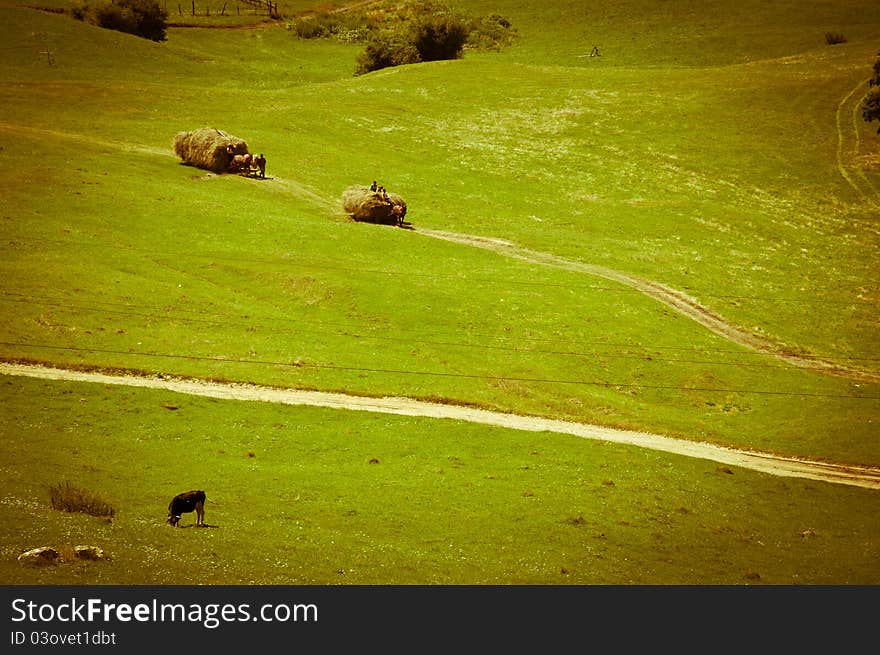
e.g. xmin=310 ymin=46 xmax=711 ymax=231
xmin=342 ymin=185 xmax=407 ymax=225
xmin=173 ymin=128 xmax=249 ymax=174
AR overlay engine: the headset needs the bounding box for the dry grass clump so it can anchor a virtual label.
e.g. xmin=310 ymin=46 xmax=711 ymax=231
xmin=342 ymin=185 xmax=407 ymax=225
xmin=49 ymin=481 xmax=116 ymax=518
xmin=173 ymin=128 xmax=249 ymax=173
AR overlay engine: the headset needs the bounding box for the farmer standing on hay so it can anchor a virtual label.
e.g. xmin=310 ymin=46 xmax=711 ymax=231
xmin=370 ymin=180 xmax=378 ymax=192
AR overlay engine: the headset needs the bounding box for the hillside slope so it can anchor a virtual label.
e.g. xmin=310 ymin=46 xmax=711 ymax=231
xmin=0 ymin=1 xmax=878 ymax=461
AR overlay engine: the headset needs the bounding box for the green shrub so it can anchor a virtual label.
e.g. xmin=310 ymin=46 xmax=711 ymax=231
xmin=354 ymin=13 xmax=471 ymax=75
xmin=355 ymin=34 xmax=420 ymax=75
xmin=286 ymin=1 xmax=514 ymax=75
xmin=92 ymin=2 xmax=138 ymax=36
xmin=49 ymin=481 xmax=116 ymax=518
xmin=863 ymin=88 xmax=880 ymax=133
xmin=410 ymin=15 xmax=469 ymax=62
xmin=73 ymin=0 xmax=168 ymax=42
xmin=864 ymin=50 xmax=880 ymax=133
xmin=824 ymin=32 xmax=847 ymax=45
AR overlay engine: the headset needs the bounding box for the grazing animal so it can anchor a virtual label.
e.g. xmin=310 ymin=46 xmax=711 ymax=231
xmin=229 ymin=153 xmax=252 ymax=173
xmin=166 ymin=490 xmax=206 ymax=527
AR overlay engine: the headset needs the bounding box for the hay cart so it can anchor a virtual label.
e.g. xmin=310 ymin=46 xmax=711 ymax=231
xmin=342 ymin=185 xmax=410 ymax=228
xmin=174 ymin=128 xmax=264 ymax=178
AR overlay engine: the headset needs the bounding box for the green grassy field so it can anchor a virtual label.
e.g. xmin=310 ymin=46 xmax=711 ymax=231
xmin=1 ymin=0 xmax=878 ymax=584
xmin=2 ymin=375 xmax=878 ymax=584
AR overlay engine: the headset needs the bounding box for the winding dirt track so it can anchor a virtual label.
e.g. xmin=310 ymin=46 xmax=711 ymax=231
xmin=415 ymin=229 xmax=880 ymax=384
xmin=2 ymin=362 xmax=879 ymax=490
xmin=836 ymin=78 xmax=880 ymax=209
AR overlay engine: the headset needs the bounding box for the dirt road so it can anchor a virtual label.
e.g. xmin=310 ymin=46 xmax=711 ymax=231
xmin=2 ymin=362 xmax=878 ymax=490
xmin=416 ymin=229 xmax=880 ymax=384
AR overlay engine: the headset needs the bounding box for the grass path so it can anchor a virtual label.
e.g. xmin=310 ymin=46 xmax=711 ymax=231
xmin=836 ymin=79 xmax=880 ymax=208
xmin=415 ymin=229 xmax=880 ymax=384
xmin=0 ymin=121 xmax=174 ymax=158
xmin=2 ymin=361 xmax=879 ymax=489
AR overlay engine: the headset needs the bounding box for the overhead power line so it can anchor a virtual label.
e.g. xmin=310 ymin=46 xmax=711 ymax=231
xmin=1 ymin=342 xmax=877 ymax=400
xmin=3 ymin=234 xmax=874 ymax=306
xmin=1 ymin=292 xmax=877 ymax=369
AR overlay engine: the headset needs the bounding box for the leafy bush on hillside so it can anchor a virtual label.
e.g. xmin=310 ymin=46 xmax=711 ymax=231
xmin=863 ymin=50 xmax=880 ymax=134
xmin=288 ymin=1 xmax=515 ymax=75
xmin=72 ymin=0 xmax=168 ymax=42
xmin=410 ymin=15 xmax=469 ymax=62
xmin=356 ymin=36 xmax=421 ymax=74
xmin=356 ymin=14 xmax=470 ymax=75
xmin=824 ymin=32 xmax=847 ymax=45
xmin=871 ymin=51 xmax=880 ymax=87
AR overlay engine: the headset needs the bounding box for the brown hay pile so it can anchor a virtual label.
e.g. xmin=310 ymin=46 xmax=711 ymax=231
xmin=173 ymin=128 xmax=249 ymax=173
xmin=342 ymin=185 xmax=407 ymax=225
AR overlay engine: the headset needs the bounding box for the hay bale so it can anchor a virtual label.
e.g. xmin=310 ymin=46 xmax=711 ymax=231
xmin=342 ymin=185 xmax=407 ymax=225
xmin=18 ymin=547 xmax=60 ymax=566
xmin=173 ymin=128 xmax=249 ymax=174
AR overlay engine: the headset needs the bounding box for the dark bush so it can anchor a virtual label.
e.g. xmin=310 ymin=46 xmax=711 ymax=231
xmin=863 ymin=50 xmax=880 ymax=133
xmin=355 ymin=34 xmax=420 ymax=75
xmin=356 ymin=14 xmax=470 ymax=75
xmin=410 ymin=15 xmax=469 ymax=62
xmin=863 ymin=88 xmax=880 ymax=133
xmin=356 ymin=38 xmax=400 ymax=74
xmin=824 ymin=32 xmax=847 ymax=45
xmin=92 ymin=1 xmax=138 ymax=35
xmin=289 ymin=1 xmax=513 ymax=75
xmin=73 ymin=0 xmax=168 ymax=42
xmin=124 ymin=0 xmax=167 ymax=42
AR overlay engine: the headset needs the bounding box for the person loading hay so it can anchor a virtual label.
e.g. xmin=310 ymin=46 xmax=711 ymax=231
xmin=253 ymin=153 xmax=266 ymax=178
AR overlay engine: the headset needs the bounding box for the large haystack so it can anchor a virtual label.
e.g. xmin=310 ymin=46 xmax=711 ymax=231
xmin=173 ymin=128 xmax=249 ymax=174
xmin=342 ymin=185 xmax=407 ymax=225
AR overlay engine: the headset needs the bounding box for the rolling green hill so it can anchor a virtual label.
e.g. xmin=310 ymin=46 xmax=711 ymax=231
xmin=1 ymin=0 xmax=878 ymax=584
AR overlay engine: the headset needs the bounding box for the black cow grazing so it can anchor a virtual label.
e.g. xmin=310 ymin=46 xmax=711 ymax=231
xmin=166 ymin=490 xmax=206 ymax=527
